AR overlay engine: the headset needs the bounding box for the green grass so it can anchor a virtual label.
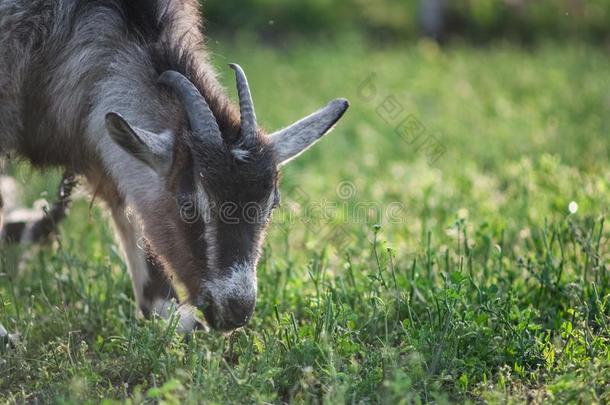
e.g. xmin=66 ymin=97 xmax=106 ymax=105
xmin=1 ymin=40 xmax=609 ymax=403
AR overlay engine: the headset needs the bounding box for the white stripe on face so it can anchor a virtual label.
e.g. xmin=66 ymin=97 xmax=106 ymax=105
xmin=195 ymin=185 xmax=218 ymax=281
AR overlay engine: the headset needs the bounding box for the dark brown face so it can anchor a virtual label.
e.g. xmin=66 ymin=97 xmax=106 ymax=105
xmin=173 ymin=134 xmax=279 ymax=331
xmin=106 ymin=66 xmax=349 ymax=332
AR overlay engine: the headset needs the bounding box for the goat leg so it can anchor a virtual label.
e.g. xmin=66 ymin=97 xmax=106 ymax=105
xmin=0 ymin=171 xmax=77 ymax=245
xmin=27 ymin=171 xmax=78 ymax=244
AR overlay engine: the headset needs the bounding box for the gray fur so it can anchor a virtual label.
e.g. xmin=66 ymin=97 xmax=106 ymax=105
xmin=0 ymin=0 xmax=349 ymax=333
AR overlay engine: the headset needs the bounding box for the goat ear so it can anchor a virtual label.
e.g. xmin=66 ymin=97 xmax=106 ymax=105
xmin=105 ymin=112 xmax=173 ymax=174
xmin=270 ymin=99 xmax=349 ymax=166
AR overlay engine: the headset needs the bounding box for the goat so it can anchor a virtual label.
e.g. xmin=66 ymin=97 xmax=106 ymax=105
xmin=0 ymin=0 xmax=349 ymax=333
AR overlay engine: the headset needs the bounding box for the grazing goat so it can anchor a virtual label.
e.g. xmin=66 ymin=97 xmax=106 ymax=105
xmin=0 ymin=0 xmax=349 ymax=333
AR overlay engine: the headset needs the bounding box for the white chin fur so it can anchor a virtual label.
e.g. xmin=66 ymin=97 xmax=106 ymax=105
xmin=205 ymin=263 xmax=257 ymax=307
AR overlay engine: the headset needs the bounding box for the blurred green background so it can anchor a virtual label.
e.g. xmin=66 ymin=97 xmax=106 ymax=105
xmin=204 ymin=0 xmax=610 ymax=43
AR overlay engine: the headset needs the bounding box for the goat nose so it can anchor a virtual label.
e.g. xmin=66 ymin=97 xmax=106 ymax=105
xmin=226 ymin=298 xmax=255 ymax=328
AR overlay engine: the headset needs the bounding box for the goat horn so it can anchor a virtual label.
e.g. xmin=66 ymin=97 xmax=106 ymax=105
xmin=229 ymin=63 xmax=257 ymax=138
xmin=158 ymin=71 xmax=222 ymax=142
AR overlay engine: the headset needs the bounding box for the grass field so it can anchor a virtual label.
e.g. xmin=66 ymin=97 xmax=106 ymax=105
xmin=1 ymin=39 xmax=609 ymax=403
